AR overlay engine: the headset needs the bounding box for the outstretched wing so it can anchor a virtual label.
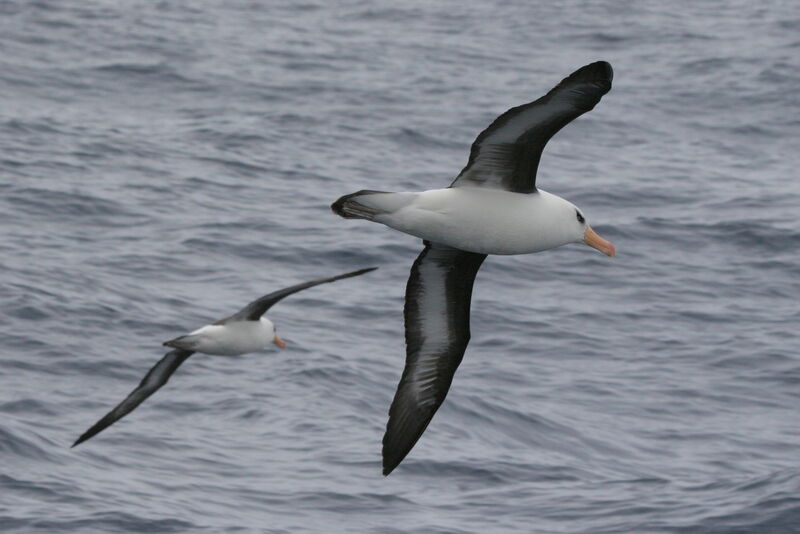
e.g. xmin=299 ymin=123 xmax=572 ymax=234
xmin=72 ymin=349 xmax=194 ymax=447
xmin=224 ymin=267 xmax=377 ymax=323
xmin=382 ymin=243 xmax=486 ymax=475
xmin=450 ymin=61 xmax=613 ymax=193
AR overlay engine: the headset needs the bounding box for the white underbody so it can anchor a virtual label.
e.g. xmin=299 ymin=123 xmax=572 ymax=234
xmin=366 ymin=187 xmax=584 ymax=255
xmin=185 ymin=318 xmax=275 ymax=356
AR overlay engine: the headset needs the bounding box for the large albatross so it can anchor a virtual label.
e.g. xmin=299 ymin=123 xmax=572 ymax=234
xmin=332 ymin=61 xmax=616 ymax=475
xmin=72 ymin=267 xmax=375 ymax=447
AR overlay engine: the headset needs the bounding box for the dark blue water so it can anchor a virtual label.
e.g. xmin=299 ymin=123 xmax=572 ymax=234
xmin=2 ymin=1 xmax=799 ymax=532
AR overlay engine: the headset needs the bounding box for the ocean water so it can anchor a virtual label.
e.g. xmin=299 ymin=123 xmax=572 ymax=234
xmin=2 ymin=0 xmax=799 ymax=532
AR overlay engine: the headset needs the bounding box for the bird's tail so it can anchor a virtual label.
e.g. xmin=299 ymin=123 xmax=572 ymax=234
xmin=331 ymin=190 xmax=394 ymax=220
xmin=163 ymin=335 xmax=201 ymax=351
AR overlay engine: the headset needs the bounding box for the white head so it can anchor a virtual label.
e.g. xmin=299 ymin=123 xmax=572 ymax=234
xmin=571 ymin=207 xmax=616 ymax=257
xmin=547 ymin=193 xmax=616 ymax=256
xmin=260 ymin=317 xmax=287 ymax=349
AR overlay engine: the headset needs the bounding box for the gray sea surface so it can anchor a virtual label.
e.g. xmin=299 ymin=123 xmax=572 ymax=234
xmin=2 ymin=1 xmax=799 ymax=533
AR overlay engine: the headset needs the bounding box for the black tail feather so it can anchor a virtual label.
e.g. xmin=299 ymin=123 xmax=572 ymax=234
xmin=331 ymin=190 xmax=388 ymax=220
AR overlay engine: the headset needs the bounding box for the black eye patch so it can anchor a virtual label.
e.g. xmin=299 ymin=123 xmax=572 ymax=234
xmin=576 ymin=211 xmax=585 ymax=224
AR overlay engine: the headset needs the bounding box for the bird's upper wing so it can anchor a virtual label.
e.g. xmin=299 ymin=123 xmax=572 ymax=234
xmin=72 ymin=349 xmax=194 ymax=447
xmin=382 ymin=243 xmax=486 ymax=475
xmin=223 ymin=267 xmax=377 ymax=323
xmin=450 ymin=61 xmax=613 ymax=194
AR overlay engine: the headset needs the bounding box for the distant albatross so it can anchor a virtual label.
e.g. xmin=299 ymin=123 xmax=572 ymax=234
xmin=332 ymin=61 xmax=616 ymax=475
xmin=72 ymin=267 xmax=376 ymax=447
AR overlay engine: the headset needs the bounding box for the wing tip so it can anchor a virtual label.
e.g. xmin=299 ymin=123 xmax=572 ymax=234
xmin=569 ymin=60 xmax=613 ymax=87
xmin=349 ymin=266 xmax=378 ymax=277
xmin=591 ymin=60 xmax=613 ymax=79
xmin=382 ymin=423 xmax=414 ymax=477
xmin=381 ymin=410 xmax=432 ymax=478
xmin=71 ymin=431 xmax=92 ymax=448
xmin=381 ymin=448 xmax=403 ymax=476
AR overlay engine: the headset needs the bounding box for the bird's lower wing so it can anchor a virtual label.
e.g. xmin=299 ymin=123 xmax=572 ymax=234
xmin=382 ymin=243 xmax=486 ymax=475
xmin=72 ymin=349 xmax=194 ymax=447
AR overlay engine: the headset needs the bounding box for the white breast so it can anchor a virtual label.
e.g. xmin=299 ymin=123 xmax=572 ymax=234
xmin=189 ymin=318 xmax=275 ymax=356
xmin=375 ymin=188 xmax=582 ymax=255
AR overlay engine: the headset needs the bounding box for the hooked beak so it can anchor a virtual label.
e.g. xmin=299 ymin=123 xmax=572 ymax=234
xmin=273 ymin=335 xmax=287 ymax=349
xmin=583 ymin=226 xmax=616 ymax=257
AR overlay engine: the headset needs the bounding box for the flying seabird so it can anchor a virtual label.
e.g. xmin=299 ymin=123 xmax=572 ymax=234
xmin=332 ymin=61 xmax=616 ymax=475
xmin=72 ymin=267 xmax=376 ymax=447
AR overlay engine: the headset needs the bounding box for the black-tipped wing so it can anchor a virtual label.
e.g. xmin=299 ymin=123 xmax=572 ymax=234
xmin=382 ymin=243 xmax=486 ymax=475
xmin=224 ymin=267 xmax=377 ymax=323
xmin=450 ymin=61 xmax=613 ymax=193
xmin=72 ymin=349 xmax=194 ymax=447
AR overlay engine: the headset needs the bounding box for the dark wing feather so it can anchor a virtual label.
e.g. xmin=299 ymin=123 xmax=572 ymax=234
xmin=382 ymin=243 xmax=486 ymax=475
xmin=450 ymin=61 xmax=613 ymax=193
xmin=71 ymin=349 xmax=194 ymax=447
xmin=224 ymin=267 xmax=377 ymax=323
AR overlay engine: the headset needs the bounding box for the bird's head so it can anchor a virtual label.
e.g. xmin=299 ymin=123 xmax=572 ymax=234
xmin=260 ymin=317 xmax=287 ymax=349
xmin=573 ymin=207 xmax=616 ymax=257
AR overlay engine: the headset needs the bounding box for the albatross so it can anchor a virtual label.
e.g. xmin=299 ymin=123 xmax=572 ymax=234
xmin=72 ymin=267 xmax=376 ymax=447
xmin=331 ymin=61 xmax=616 ymax=475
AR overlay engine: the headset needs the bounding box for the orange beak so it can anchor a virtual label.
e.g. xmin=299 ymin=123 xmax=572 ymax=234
xmin=583 ymin=226 xmax=616 ymax=257
xmin=273 ymin=335 xmax=287 ymax=349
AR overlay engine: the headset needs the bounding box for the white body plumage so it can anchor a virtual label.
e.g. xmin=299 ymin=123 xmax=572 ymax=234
xmin=364 ymin=187 xmax=587 ymax=255
xmin=168 ymin=317 xmax=277 ymax=356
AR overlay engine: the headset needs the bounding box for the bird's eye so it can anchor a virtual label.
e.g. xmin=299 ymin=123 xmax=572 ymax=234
xmin=576 ymin=211 xmax=585 ymax=224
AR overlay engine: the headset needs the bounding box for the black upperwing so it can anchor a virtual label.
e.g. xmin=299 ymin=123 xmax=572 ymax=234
xmin=72 ymin=349 xmax=194 ymax=447
xmin=382 ymin=243 xmax=486 ymax=475
xmin=223 ymin=267 xmax=377 ymax=323
xmin=450 ymin=61 xmax=613 ymax=194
